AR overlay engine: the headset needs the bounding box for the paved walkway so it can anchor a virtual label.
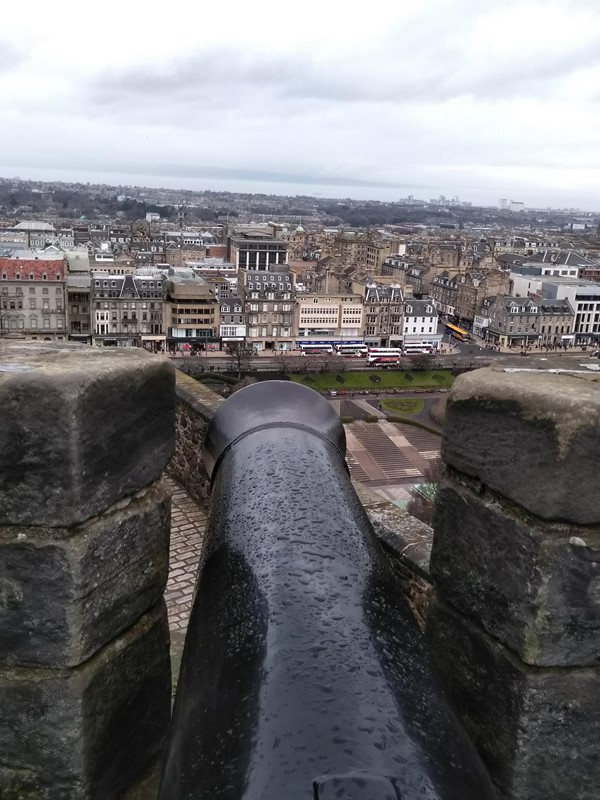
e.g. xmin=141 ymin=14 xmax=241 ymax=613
xmin=344 ymin=420 xmax=441 ymax=506
xmin=165 ymin=477 xmax=207 ymax=633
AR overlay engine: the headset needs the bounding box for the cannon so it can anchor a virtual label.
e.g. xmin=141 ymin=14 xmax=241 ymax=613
xmin=159 ymin=381 xmax=496 ymax=800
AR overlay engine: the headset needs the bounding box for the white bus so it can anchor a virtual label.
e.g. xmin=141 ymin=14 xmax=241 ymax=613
xmin=403 ymin=344 xmax=435 ymax=355
xmin=335 ymin=344 xmax=368 ymax=357
xmin=299 ymin=343 xmax=334 ymax=356
xmin=367 ymin=347 xmax=402 ymax=366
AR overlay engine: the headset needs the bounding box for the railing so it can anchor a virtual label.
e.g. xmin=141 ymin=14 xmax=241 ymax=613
xmin=159 ymin=381 xmax=497 ymax=800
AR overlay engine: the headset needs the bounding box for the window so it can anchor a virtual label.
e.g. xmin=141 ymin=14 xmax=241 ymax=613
xmin=42 ymin=273 xmax=47 ymax=281
xmin=15 ymin=273 xmax=20 ymax=280
xmin=56 ymin=274 xmax=61 ymax=281
xmin=29 ymin=287 xmax=35 ymax=294
xmin=29 ymin=273 xmax=34 ymax=280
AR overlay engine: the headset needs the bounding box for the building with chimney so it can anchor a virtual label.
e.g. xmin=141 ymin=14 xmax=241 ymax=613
xmin=91 ymin=272 xmax=165 ymax=349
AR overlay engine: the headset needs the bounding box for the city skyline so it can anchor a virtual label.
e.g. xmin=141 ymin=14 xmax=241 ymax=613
xmin=0 ymin=0 xmax=599 ymax=210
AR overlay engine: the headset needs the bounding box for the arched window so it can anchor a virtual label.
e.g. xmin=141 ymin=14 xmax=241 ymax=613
xmin=56 ymin=274 xmax=61 ymax=281
xmin=42 ymin=273 xmax=47 ymax=281
xmin=15 ymin=273 xmax=20 ymax=280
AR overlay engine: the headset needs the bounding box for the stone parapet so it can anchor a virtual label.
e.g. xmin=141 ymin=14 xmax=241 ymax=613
xmin=167 ymin=372 xmax=224 ymax=507
xmin=0 ymin=343 xmax=174 ymax=799
xmin=428 ymin=366 xmax=600 ymax=799
xmin=0 ymin=480 xmax=171 ymax=668
xmin=442 ymin=368 xmax=600 ymax=524
xmin=427 ymin=599 xmax=600 ymax=800
xmin=0 ymin=603 xmax=171 ymax=800
xmin=0 ymin=344 xmax=175 ymax=527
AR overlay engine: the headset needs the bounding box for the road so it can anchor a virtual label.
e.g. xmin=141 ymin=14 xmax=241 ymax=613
xmin=171 ymin=348 xmax=600 ymax=374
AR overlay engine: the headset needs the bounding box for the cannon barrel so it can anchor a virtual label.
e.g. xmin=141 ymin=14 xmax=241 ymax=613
xmin=159 ymin=381 xmax=496 ymax=800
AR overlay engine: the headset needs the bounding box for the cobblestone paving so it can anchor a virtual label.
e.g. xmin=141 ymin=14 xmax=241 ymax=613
xmin=165 ymin=477 xmax=207 ymax=633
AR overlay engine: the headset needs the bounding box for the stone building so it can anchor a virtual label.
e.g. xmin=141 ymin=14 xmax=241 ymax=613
xmin=0 ymin=257 xmax=67 ymax=341
xmin=66 ymin=273 xmax=92 ymax=343
xmin=91 ymin=272 xmax=165 ymax=349
xmin=359 ymin=282 xmax=404 ymax=347
xmin=453 ymin=270 xmax=511 ymax=327
xmin=294 ymin=293 xmax=363 ymax=347
xmin=219 ymin=296 xmax=246 ymax=345
xmin=403 ymin=298 xmax=442 ymax=350
xmin=382 ymin=257 xmax=433 ymax=296
xmin=241 ymin=268 xmax=295 ymax=351
xmin=227 ymin=230 xmax=288 ymax=271
xmin=164 ymin=270 xmax=220 ymax=352
xmin=431 ymin=270 xmax=510 ymax=329
xmin=430 ymin=274 xmax=459 ymax=319
xmin=485 ymin=295 xmax=574 ymax=348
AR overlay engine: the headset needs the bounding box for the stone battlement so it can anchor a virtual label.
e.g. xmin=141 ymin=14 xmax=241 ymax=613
xmin=0 ymin=344 xmax=598 ymax=800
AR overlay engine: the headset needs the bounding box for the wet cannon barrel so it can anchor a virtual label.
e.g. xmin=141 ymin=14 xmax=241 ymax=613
xmin=159 ymin=381 xmax=497 ymax=800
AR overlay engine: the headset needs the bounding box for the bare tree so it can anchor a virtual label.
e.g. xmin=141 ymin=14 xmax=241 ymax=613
xmin=409 ymin=352 xmax=435 ymax=371
xmin=225 ymin=342 xmax=254 ymax=379
xmin=406 ymin=457 xmax=443 ymax=526
xmin=275 ymin=350 xmax=296 ymax=378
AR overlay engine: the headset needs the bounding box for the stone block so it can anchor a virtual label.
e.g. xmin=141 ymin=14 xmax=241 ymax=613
xmin=442 ymin=367 xmax=600 ymax=524
xmin=431 ymin=479 xmax=600 ymax=667
xmin=0 ymin=602 xmax=171 ymax=800
xmin=0 ymin=480 xmax=171 ymax=668
xmin=426 ymin=598 xmax=600 ymax=800
xmin=0 ymin=343 xmax=175 ymax=527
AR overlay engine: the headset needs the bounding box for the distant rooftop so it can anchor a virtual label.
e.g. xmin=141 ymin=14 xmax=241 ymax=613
xmin=14 ymin=221 xmax=55 ymax=232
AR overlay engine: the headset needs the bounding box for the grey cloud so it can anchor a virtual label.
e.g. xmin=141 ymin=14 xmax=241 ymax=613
xmin=85 ymin=18 xmax=600 ymax=117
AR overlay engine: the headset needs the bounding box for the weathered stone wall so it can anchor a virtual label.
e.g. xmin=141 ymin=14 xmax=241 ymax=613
xmin=0 ymin=343 xmax=175 ymax=799
xmin=426 ymin=366 xmax=600 ymax=800
xmin=167 ymin=372 xmax=224 ymax=507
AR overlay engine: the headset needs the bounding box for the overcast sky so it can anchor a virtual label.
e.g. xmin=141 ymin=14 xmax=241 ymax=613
xmin=0 ymin=0 xmax=599 ymax=209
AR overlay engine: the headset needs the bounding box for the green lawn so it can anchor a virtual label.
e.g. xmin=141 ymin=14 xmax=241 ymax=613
xmin=381 ymin=397 xmax=425 ymax=415
xmin=291 ymin=370 xmax=454 ymax=391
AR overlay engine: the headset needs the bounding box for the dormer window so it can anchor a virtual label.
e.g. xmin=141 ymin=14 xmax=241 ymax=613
xmin=29 ymin=273 xmax=34 ymax=280
xmin=56 ymin=274 xmax=61 ymax=281
xmin=1 ymin=273 xmax=6 ymax=280
xmin=15 ymin=273 xmax=20 ymax=280
xmin=406 ymin=305 xmax=412 ymax=314
xmin=95 ymin=280 xmax=100 ymax=287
